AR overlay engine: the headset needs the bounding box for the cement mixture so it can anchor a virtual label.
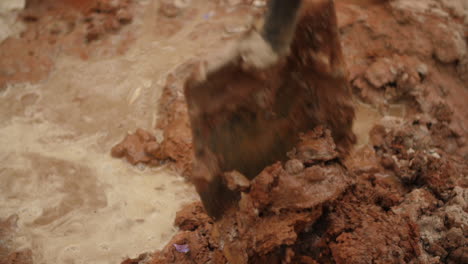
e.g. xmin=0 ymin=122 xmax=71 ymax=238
xmin=1 ymin=0 xmax=467 ymax=264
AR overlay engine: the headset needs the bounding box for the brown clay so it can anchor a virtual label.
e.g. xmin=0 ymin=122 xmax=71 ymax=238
xmin=2 ymin=0 xmax=466 ymax=263
xmin=121 ymin=0 xmax=467 ymax=263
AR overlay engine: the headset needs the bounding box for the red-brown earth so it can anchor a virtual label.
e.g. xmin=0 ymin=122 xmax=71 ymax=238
xmin=119 ymin=0 xmax=467 ymax=263
xmin=0 ymin=0 xmax=466 ymax=263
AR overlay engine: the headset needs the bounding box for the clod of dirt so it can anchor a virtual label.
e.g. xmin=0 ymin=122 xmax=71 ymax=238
xmin=288 ymin=129 xmax=339 ymax=163
xmin=111 ymin=124 xmax=193 ymax=176
xmin=353 ymin=55 xmax=423 ymax=108
xmin=223 ymin=171 xmax=250 ymax=192
xmin=325 ymin=190 xmax=421 ymax=264
xmin=344 ymin=145 xmax=382 ymax=174
xmin=124 ymin=127 xmax=353 ymax=264
xmin=111 ymin=128 xmax=157 ymax=165
xmin=434 ymin=24 xmax=467 ymax=63
xmin=112 ymin=120 xmax=193 ymax=177
xmin=369 ymin=116 xmax=465 ymax=199
xmin=111 ymin=62 xmax=196 ymax=176
xmin=392 ymin=188 xmax=438 ymax=222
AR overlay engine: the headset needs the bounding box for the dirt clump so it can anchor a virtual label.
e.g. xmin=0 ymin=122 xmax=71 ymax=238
xmin=111 ymin=128 xmax=159 ymax=165
xmin=111 ymin=64 xmax=195 ymax=176
xmin=111 ymin=123 xmax=193 ymax=176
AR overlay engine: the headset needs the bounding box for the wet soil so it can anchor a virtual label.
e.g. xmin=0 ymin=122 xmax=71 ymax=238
xmin=1 ymin=0 xmax=467 ymax=264
xmin=0 ymin=0 xmax=247 ymax=263
xmin=120 ymin=0 xmax=467 ymax=263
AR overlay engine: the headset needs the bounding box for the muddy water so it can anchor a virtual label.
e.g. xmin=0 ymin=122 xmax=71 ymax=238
xmin=0 ymin=0 xmax=253 ymax=263
xmin=353 ymin=102 xmax=406 ymax=146
xmin=0 ymin=120 xmax=196 ymax=263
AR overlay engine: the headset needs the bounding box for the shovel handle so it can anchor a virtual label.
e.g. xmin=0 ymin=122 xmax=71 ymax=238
xmin=261 ymin=0 xmax=303 ymax=55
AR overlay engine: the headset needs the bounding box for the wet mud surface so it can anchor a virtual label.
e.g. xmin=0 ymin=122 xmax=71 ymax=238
xmin=1 ymin=0 xmax=467 ymax=263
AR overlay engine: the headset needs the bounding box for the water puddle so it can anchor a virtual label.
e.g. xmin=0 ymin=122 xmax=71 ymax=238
xmin=0 ymin=120 xmax=197 ymax=264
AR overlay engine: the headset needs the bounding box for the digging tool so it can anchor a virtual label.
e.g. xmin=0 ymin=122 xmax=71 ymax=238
xmin=184 ymin=0 xmax=356 ymax=220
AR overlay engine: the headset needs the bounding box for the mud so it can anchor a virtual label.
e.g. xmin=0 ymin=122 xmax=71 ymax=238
xmin=112 ymin=67 xmax=196 ymax=177
xmin=0 ymin=1 xmax=257 ymax=263
xmin=1 ymin=0 xmax=467 ymax=263
xmin=0 ymin=0 xmax=135 ymax=88
xmin=124 ymin=120 xmax=466 ymax=263
xmin=111 ymin=124 xmax=193 ymax=176
xmin=121 ymin=0 xmax=467 ymax=263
